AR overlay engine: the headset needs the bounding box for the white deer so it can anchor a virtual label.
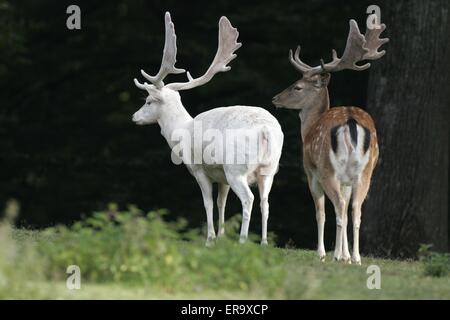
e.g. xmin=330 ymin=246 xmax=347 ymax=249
xmin=132 ymin=12 xmax=284 ymax=246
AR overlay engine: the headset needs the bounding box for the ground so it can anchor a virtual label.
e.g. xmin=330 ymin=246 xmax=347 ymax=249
xmin=7 ymin=249 xmax=450 ymax=299
xmin=1 ymin=209 xmax=448 ymax=299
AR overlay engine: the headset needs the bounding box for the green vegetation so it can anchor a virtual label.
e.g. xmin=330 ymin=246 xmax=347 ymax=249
xmin=418 ymin=244 xmax=450 ymax=278
xmin=0 ymin=202 xmax=449 ymax=299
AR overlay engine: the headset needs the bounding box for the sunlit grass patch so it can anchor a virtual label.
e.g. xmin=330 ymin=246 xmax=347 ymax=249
xmin=0 ymin=202 xmax=449 ymax=299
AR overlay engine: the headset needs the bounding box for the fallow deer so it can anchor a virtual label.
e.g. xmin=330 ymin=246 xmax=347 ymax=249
xmin=133 ymin=13 xmax=284 ymax=246
xmin=272 ymin=19 xmax=388 ymax=264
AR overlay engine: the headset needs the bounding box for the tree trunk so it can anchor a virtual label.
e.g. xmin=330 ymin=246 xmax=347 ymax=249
xmin=363 ymin=0 xmax=449 ymax=257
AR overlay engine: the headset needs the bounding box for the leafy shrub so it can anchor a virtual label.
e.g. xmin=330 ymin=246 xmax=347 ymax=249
xmin=0 ymin=200 xmax=48 ymax=299
xmin=1 ymin=203 xmax=285 ymax=297
xmin=39 ymin=205 xmax=187 ymax=288
xmin=418 ymin=244 xmax=450 ymax=278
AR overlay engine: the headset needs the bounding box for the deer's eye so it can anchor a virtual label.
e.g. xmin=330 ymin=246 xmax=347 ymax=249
xmin=294 ymin=86 xmax=302 ymax=91
xmin=146 ymin=101 xmax=151 ymax=105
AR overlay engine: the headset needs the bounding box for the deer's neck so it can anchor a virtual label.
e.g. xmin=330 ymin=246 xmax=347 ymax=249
xmin=158 ymin=99 xmax=193 ymax=149
xmin=299 ymin=88 xmax=330 ymax=141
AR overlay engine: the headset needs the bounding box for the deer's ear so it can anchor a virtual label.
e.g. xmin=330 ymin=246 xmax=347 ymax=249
xmin=314 ymin=73 xmax=331 ymax=88
xmin=146 ymin=86 xmax=162 ymax=101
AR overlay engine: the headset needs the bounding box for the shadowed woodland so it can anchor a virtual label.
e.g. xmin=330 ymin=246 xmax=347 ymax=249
xmin=0 ymin=0 xmax=448 ymax=257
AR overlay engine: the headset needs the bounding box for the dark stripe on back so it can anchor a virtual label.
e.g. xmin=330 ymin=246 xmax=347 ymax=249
xmin=347 ymin=118 xmax=358 ymax=147
xmin=363 ymin=126 xmax=371 ymax=153
xmin=331 ymin=117 xmax=371 ymax=154
xmin=330 ymin=125 xmax=339 ymax=153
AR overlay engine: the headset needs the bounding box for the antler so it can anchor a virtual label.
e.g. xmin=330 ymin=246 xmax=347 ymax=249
xmin=289 ymin=46 xmax=320 ymax=76
xmin=363 ymin=23 xmax=389 ymax=60
xmin=167 ymin=16 xmax=242 ymax=91
xmin=134 ymin=12 xmax=185 ymax=90
xmin=289 ymin=19 xmax=389 ymax=78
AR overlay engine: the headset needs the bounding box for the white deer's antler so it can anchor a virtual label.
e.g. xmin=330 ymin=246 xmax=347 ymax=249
xmin=134 ymin=12 xmax=185 ymax=90
xmin=167 ymin=16 xmax=242 ymax=91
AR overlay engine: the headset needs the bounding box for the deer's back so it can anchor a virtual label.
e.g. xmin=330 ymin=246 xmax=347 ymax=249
xmin=189 ymin=106 xmax=283 ymax=184
xmin=303 ymin=106 xmax=378 ymax=184
xmin=194 ymin=106 xmax=282 ymax=132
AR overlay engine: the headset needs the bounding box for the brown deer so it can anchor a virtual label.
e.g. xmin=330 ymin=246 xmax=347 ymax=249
xmin=272 ymin=19 xmax=388 ymax=264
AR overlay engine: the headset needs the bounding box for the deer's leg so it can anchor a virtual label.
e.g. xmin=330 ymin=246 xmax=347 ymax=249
xmin=320 ymin=176 xmax=346 ymax=261
xmin=194 ymin=171 xmax=215 ymax=246
xmin=341 ymin=185 xmax=352 ymax=264
xmin=226 ymin=174 xmax=254 ymax=243
xmin=217 ymin=183 xmax=230 ymax=237
xmin=351 ymin=175 xmax=371 ymax=265
xmin=257 ymin=174 xmax=274 ymax=245
xmin=306 ymin=171 xmax=326 ymax=261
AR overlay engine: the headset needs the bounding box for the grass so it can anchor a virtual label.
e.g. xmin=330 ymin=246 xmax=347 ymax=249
xmin=0 ymin=202 xmax=449 ymax=300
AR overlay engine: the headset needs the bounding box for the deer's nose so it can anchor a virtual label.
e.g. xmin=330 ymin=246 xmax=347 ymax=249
xmin=272 ymin=93 xmax=281 ymax=102
xmin=272 ymin=95 xmax=281 ymax=107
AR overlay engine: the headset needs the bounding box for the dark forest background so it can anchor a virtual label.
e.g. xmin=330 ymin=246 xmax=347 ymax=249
xmin=0 ymin=0 xmax=448 ymax=257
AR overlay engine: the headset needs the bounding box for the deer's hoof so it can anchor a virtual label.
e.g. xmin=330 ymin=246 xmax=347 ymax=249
xmin=342 ymin=257 xmax=352 ymax=264
xmin=205 ymin=236 xmax=216 ymax=247
xmin=318 ymin=248 xmax=326 ymax=262
xmin=341 ymin=253 xmax=352 ymax=264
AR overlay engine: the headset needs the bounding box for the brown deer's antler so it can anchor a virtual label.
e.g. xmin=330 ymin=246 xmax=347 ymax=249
xmin=289 ymin=19 xmax=389 ymax=78
xmin=363 ymin=23 xmax=389 ymax=60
